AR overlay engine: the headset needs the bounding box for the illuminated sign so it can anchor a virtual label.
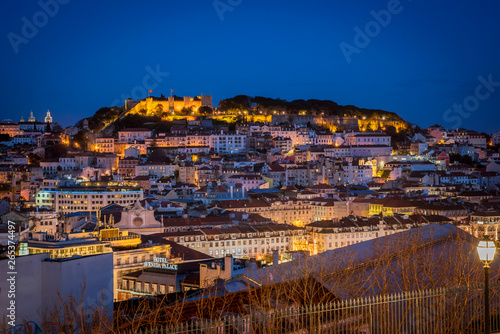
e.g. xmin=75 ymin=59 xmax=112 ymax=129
xmin=144 ymin=257 xmax=178 ymax=271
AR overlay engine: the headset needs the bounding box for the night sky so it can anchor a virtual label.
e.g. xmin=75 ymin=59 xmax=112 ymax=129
xmin=1 ymin=0 xmax=499 ymax=133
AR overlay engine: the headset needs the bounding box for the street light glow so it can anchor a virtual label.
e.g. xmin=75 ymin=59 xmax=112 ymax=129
xmin=478 ymin=236 xmax=496 ymax=265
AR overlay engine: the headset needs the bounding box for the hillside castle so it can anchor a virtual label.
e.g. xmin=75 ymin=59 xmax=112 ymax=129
xmin=125 ymin=95 xmax=212 ymax=115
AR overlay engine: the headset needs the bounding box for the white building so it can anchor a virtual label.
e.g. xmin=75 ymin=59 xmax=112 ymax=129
xmin=12 ymin=135 xmax=38 ymax=145
xmin=135 ymin=163 xmax=178 ymax=178
xmin=492 ymin=131 xmax=500 ymax=146
xmin=350 ymin=146 xmax=393 ymax=157
xmin=345 ymin=133 xmax=391 ymax=146
xmin=0 ymin=252 xmax=113 ymax=328
xmin=343 ymin=163 xmax=373 ymax=185
xmin=36 ymin=184 xmax=143 ymax=214
xmin=118 ymin=128 xmax=152 ymax=142
xmin=210 ymin=132 xmax=247 ymax=154
xmin=160 ymin=224 xmax=305 ymax=259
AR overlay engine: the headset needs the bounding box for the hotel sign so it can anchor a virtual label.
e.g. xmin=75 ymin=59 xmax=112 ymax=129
xmin=144 ymin=257 xmax=178 ymax=271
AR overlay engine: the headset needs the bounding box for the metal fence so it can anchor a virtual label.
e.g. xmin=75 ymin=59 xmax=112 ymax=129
xmin=125 ymin=283 xmax=500 ymax=334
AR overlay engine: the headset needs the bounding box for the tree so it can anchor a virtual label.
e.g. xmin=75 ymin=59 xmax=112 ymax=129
xmin=180 ymin=107 xmax=194 ymax=116
xmin=73 ymin=130 xmax=88 ymax=150
xmin=198 ymin=106 xmax=213 ymax=116
xmin=155 ymin=104 xmax=164 ymax=115
xmin=45 ymin=143 xmax=68 ymax=159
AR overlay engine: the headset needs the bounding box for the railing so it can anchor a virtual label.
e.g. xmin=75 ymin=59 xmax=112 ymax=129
xmin=123 ymin=283 xmax=500 ymax=334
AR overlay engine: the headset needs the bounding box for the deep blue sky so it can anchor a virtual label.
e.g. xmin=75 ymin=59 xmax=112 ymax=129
xmin=1 ymin=0 xmax=499 ymax=133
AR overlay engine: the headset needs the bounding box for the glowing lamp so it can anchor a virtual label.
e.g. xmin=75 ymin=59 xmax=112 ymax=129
xmin=477 ymin=235 xmax=496 ymax=266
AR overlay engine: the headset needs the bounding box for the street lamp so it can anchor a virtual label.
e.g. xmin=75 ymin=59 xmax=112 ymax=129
xmin=477 ymin=235 xmax=497 ymax=334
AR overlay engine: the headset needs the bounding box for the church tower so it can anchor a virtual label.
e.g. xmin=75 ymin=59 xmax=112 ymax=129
xmin=44 ymin=110 xmax=53 ymax=123
xmin=20 ymin=115 xmax=25 ymax=122
xmin=28 ymin=110 xmax=36 ymax=122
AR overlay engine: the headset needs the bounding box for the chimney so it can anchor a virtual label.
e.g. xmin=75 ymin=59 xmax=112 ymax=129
xmin=215 ymin=278 xmax=226 ymax=293
xmin=225 ymin=254 xmax=233 ymax=277
xmin=248 ymin=258 xmax=258 ymax=271
xmin=272 ymin=249 xmax=279 ymax=265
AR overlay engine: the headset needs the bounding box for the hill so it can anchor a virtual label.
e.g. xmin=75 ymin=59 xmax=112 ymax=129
xmin=75 ymin=95 xmax=409 ymax=135
xmin=218 ymin=95 xmax=404 ymax=120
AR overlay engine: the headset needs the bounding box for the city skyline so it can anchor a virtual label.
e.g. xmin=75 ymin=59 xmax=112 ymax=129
xmin=1 ymin=0 xmax=499 ymax=132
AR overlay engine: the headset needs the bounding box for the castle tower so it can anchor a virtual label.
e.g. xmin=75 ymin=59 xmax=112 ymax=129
xmin=28 ymin=110 xmax=36 ymax=122
xmin=201 ymin=94 xmax=213 ymax=108
xmin=44 ymin=110 xmax=53 ymax=123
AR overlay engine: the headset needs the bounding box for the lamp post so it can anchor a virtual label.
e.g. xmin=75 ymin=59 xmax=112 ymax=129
xmin=477 ymin=235 xmax=497 ymax=334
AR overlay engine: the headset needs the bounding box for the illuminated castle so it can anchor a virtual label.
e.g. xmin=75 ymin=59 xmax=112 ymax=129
xmin=125 ymin=95 xmax=212 ymax=116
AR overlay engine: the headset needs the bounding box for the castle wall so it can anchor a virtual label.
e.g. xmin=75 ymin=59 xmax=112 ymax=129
xmin=126 ymin=96 xmax=210 ymax=115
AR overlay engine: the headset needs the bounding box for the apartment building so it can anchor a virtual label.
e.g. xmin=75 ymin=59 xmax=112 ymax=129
xmin=273 ymin=136 xmax=293 ymax=153
xmin=158 ymin=224 xmax=305 ymax=259
xmin=36 ymin=183 xmax=143 ymax=214
xmin=345 ymin=133 xmax=391 ymax=146
xmin=217 ymin=197 xmax=312 ymax=226
xmin=210 ymin=132 xmax=247 ymax=154
xmin=95 ymin=137 xmax=115 ymax=153
xmin=309 ymin=198 xmax=337 ymax=222
xmin=135 ymin=163 xmax=178 ymax=178
xmin=179 ymin=164 xmax=197 ymax=184
xmin=306 ymin=215 xmax=426 ymax=254
xmin=0 ymin=122 xmax=23 ymax=137
xmin=118 ymin=157 xmax=141 ymax=176
xmin=118 ymin=128 xmax=152 ymax=142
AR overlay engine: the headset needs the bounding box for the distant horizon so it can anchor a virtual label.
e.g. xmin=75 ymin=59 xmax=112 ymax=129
xmin=2 ymin=92 xmax=495 ymax=135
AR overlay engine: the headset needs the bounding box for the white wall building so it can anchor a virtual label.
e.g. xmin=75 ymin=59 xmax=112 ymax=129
xmin=118 ymin=128 xmax=152 ymax=142
xmin=0 ymin=253 xmax=113 ymax=328
xmin=210 ymin=132 xmax=247 ymax=154
xmin=135 ymin=163 xmax=178 ymax=178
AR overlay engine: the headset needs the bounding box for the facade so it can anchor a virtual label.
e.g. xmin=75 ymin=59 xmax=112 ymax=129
xmin=0 ymin=253 xmax=113 ymax=328
xmin=0 ymin=122 xmax=23 ymax=137
xmin=179 ymin=164 xmax=197 ymax=184
xmin=217 ymin=198 xmax=312 ymax=226
xmin=272 ymin=136 xmax=293 ymax=153
xmin=114 ymin=200 xmax=165 ymax=235
xmin=36 ymin=183 xmax=143 ymax=214
xmin=113 ymin=243 xmax=172 ymax=300
xmin=135 ymin=163 xmax=178 ymax=178
xmin=310 ymin=198 xmax=337 ymax=222
xmin=159 ymin=224 xmax=305 ymax=259
xmin=493 ymin=131 xmax=500 ymax=146
xmin=306 ymin=216 xmax=424 ymax=254
xmin=95 ymin=137 xmax=115 ymax=153
xmin=118 ymin=157 xmax=141 ymax=176
xmin=118 ymin=128 xmax=152 ymax=142
xmin=210 ymin=132 xmax=247 ymax=154
xmin=343 ymin=163 xmax=373 ymax=185
xmin=345 ymin=133 xmax=391 ymax=146
xmin=13 ymin=134 xmax=38 ymax=145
